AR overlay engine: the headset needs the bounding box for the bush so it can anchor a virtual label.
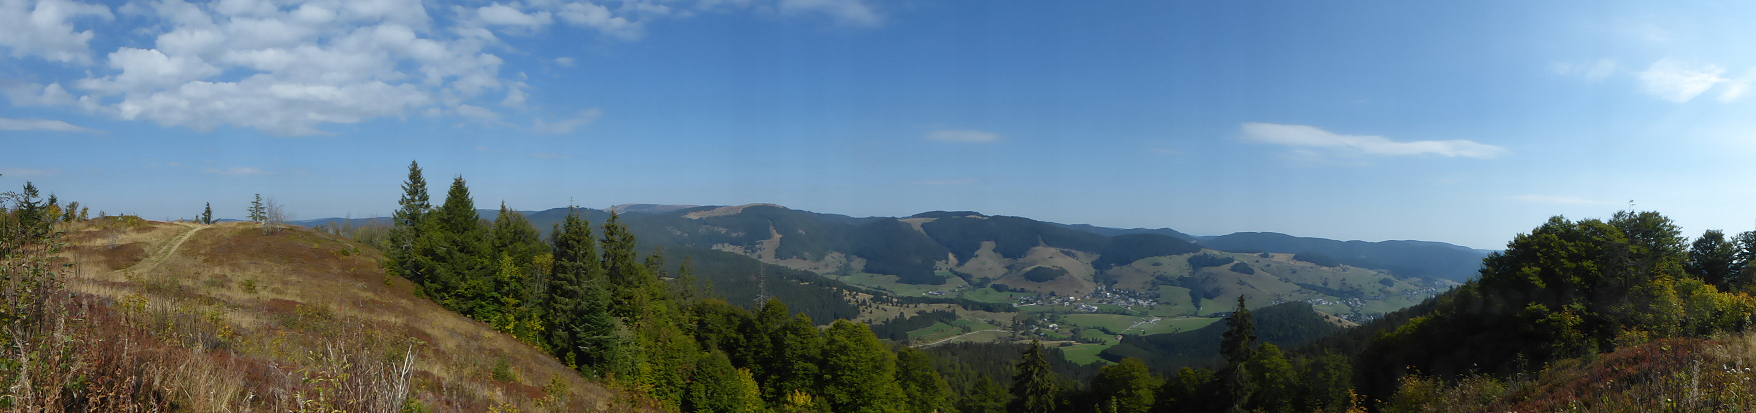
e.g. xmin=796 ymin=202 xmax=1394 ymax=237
xmin=1187 ymin=253 xmax=1235 ymax=270
xmin=1229 ymin=262 xmax=1255 ymax=275
xmin=1293 ymin=252 xmax=1341 ymax=267
xmin=1022 ymin=266 xmax=1069 ymax=282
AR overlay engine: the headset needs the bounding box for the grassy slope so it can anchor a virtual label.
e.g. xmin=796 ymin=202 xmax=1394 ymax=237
xmin=59 ymin=220 xmax=634 ymax=411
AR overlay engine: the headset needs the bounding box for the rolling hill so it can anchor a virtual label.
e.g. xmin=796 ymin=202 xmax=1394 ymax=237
xmin=45 ymin=219 xmax=630 ymax=411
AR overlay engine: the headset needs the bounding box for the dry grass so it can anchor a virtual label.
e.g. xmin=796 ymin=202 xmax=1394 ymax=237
xmin=25 ymin=220 xmax=650 ymax=412
xmin=1386 ymin=332 xmax=1756 ymax=413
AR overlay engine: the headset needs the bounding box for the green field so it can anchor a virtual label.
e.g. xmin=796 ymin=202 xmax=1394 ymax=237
xmin=906 ymin=322 xmax=960 ymax=340
xmin=832 ymin=272 xmax=967 ymax=297
xmin=1057 ymin=343 xmax=1116 ymax=366
xmin=1061 ymin=314 xmax=1143 ymax=332
xmin=962 ymin=287 xmax=1030 ymax=304
xmin=952 ymin=319 xmax=999 ymax=332
xmin=1136 ymin=317 xmax=1222 ymax=335
xmin=1078 ymin=328 xmax=1120 ymax=345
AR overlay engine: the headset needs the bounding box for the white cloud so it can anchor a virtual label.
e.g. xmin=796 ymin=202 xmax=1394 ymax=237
xmin=1638 ymin=58 xmax=1726 ymax=103
xmin=777 ymin=0 xmax=880 ymax=27
xmin=1720 ymin=68 xmax=1756 ymax=102
xmin=1239 ymin=123 xmax=1508 ymax=159
xmin=1508 ymin=195 xmax=1612 ymax=205
xmin=533 ymin=108 xmax=603 ymax=134
xmin=925 ymin=129 xmax=1001 ymax=143
xmin=1 ymin=0 xmax=883 ymax=135
xmin=0 ymin=0 xmax=114 ymax=64
xmin=0 ymin=117 xmax=102 ymax=132
xmin=555 ymin=1 xmax=643 ymax=40
xmin=202 ymin=166 xmax=268 ymax=175
xmin=4 ymin=82 xmax=78 ymax=106
xmin=477 ymin=3 xmax=553 ymax=28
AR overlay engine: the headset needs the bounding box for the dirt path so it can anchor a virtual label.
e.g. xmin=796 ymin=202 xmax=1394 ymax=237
xmin=125 ymin=223 xmax=204 ymax=275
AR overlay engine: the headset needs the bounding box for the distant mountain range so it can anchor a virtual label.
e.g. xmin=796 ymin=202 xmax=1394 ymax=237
xmin=294 ymin=203 xmax=1489 ymax=284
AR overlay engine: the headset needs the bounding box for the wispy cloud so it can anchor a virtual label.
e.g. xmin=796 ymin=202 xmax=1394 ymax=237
xmin=533 ymin=109 xmax=604 ymax=135
xmin=529 ymin=152 xmax=574 ymax=159
xmin=554 ymin=57 xmax=577 ymax=68
xmin=915 ymin=178 xmax=980 ymax=186
xmin=777 ymin=0 xmax=882 ymax=27
xmin=0 ymin=168 xmax=62 ymax=178
xmin=1553 ymin=58 xmax=1616 ymax=82
xmin=0 ymin=117 xmax=102 ymax=133
xmin=1508 ymin=195 xmax=1613 ymax=205
xmin=1239 ymin=123 xmax=1508 ymax=159
xmin=202 ymin=167 xmax=268 ymax=176
xmin=924 ymin=129 xmax=1001 ymax=143
xmin=1639 ymin=59 xmax=1726 ymax=103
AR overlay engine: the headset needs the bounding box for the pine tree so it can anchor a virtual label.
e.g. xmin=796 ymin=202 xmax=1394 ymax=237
xmin=1009 ymin=339 xmax=1060 ymax=413
xmin=1219 ymin=295 xmax=1258 ymax=413
xmin=424 ymin=176 xmax=493 ymax=314
xmin=895 ymin=348 xmax=956 ymax=413
xmin=248 ymin=194 xmax=265 ymax=229
xmin=547 ymin=206 xmax=602 ymax=370
xmin=201 ymin=202 xmax=213 ymax=224
xmin=387 ymin=161 xmax=433 ymax=287
xmin=600 ymin=212 xmax=647 ymax=319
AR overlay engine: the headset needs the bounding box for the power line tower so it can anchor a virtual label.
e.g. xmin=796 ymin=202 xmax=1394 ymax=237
xmin=754 ymin=264 xmax=770 ymax=307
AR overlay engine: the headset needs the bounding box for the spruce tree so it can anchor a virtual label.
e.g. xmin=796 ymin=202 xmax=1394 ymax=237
xmin=425 ymin=176 xmax=492 ymax=315
xmin=895 ymin=348 xmax=956 ymax=413
xmin=387 ymin=161 xmax=432 ymax=286
xmin=547 ymin=206 xmax=604 ymax=371
xmin=201 ymin=202 xmax=213 ymax=224
xmin=600 ymin=212 xmax=647 ymax=319
xmin=1219 ymin=295 xmax=1257 ymax=413
xmin=1009 ymin=339 xmax=1060 ymax=413
xmin=248 ymin=194 xmax=265 ymax=229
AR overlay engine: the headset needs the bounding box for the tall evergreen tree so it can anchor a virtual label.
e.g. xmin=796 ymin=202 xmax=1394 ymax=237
xmin=425 ymin=176 xmax=494 ymax=315
xmin=200 ymin=202 xmax=213 ymax=224
xmin=600 ymin=211 xmax=647 ymax=319
xmin=1009 ymin=340 xmax=1060 ymax=413
xmin=547 ymin=206 xmax=603 ymax=370
xmin=895 ymin=347 xmax=956 ymax=413
xmin=1218 ymin=295 xmax=1257 ymax=413
xmin=248 ymin=194 xmax=267 ymax=233
xmin=387 ymin=161 xmax=433 ymax=288
xmin=1733 ymin=230 xmax=1756 ymax=291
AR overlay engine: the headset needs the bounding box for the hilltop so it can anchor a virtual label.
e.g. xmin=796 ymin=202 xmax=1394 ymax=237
xmin=42 ymin=219 xmax=626 ymax=411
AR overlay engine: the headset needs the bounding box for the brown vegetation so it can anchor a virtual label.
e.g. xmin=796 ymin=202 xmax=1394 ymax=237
xmin=10 ymin=220 xmax=651 ymax=411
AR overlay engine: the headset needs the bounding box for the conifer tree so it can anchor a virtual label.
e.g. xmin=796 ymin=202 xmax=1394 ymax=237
xmin=600 ymin=212 xmax=647 ymax=319
xmin=425 ymin=176 xmax=493 ymax=315
xmin=1219 ymin=295 xmax=1258 ymax=413
xmin=895 ymin=347 xmax=956 ymax=413
xmin=388 ymin=161 xmax=432 ymax=287
xmin=547 ymin=206 xmax=603 ymax=370
xmin=1009 ymin=339 xmax=1060 ymax=413
xmin=248 ymin=194 xmax=265 ymax=230
xmin=201 ymin=202 xmax=213 ymax=224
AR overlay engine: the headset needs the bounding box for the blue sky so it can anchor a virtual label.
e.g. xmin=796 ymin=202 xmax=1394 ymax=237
xmin=5 ymin=0 xmax=1756 ymax=249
